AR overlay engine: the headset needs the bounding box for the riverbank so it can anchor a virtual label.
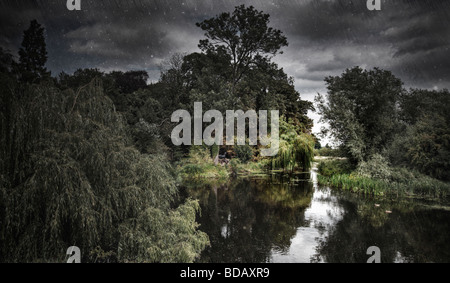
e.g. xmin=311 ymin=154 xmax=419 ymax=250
xmin=315 ymin=157 xmax=450 ymax=200
xmin=177 ymin=157 xmax=269 ymax=184
xmin=177 ymin=152 xmax=450 ymax=202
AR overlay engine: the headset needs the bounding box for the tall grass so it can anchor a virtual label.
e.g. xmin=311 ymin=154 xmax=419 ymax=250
xmin=317 ymin=158 xmax=450 ymax=198
xmin=317 ymin=174 xmax=387 ymax=196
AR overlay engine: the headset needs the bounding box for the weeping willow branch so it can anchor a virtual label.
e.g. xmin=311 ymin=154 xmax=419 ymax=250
xmin=270 ymin=117 xmax=315 ymax=173
xmin=0 ymin=78 xmax=208 ymax=262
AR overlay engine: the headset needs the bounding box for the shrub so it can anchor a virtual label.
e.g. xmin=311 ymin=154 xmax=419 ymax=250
xmin=271 ymin=130 xmax=315 ymax=172
xmin=234 ymin=144 xmax=254 ymax=163
xmin=356 ymin=154 xmax=392 ymax=182
xmin=318 ymin=159 xmax=353 ymax=177
xmin=178 ymin=144 xmax=230 ymax=180
xmin=181 ymin=164 xmax=205 ymax=175
xmin=389 ymin=167 xmax=450 ymax=198
xmin=315 ymin=147 xmax=342 ymax=157
xmin=118 ymin=199 xmax=209 ymax=263
xmin=318 ymin=160 xmax=450 ymax=198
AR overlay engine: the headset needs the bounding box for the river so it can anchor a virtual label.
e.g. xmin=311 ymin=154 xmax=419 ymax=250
xmin=181 ymin=167 xmax=450 ymax=263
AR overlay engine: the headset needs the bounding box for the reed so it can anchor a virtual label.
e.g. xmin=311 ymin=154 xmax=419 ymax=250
xmin=318 ymin=166 xmax=450 ymax=198
xmin=318 ymin=174 xmax=387 ymax=196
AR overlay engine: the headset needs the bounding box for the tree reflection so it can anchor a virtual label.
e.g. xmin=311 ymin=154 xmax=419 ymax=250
xmin=183 ymin=176 xmax=450 ymax=263
xmin=185 ymin=175 xmax=314 ymax=263
xmin=311 ymin=191 xmax=450 ymax=263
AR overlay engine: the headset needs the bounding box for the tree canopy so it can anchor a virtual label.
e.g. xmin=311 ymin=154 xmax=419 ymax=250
xmin=316 ymin=66 xmax=403 ymax=163
xmin=197 ymin=5 xmax=288 ymax=89
xmin=316 ymin=66 xmax=450 ymax=181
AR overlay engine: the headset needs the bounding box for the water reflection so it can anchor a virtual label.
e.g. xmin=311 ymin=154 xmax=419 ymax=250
xmin=181 ymin=170 xmax=450 ymax=263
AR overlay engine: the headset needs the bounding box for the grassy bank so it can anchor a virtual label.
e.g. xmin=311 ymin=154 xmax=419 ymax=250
xmin=316 ymin=158 xmax=450 ymax=199
xmin=177 ymin=147 xmax=231 ymax=182
xmin=178 ymin=156 xmax=270 ymax=182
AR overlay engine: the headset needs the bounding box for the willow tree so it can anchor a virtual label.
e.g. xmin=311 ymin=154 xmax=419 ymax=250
xmin=270 ymin=117 xmax=315 ymax=172
xmin=0 ymin=78 xmax=208 ymax=262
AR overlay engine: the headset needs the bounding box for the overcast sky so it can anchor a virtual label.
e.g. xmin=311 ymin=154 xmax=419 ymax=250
xmin=1 ymin=0 xmax=449 ymax=144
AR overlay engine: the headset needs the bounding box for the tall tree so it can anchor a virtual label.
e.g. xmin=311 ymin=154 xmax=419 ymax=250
xmin=18 ymin=20 xmax=49 ymax=83
xmin=196 ymin=5 xmax=288 ymax=91
xmin=316 ymin=67 xmax=404 ymax=163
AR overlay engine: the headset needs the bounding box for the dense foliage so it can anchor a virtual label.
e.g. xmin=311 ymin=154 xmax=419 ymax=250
xmin=0 ymin=5 xmax=327 ymax=262
xmin=317 ymin=66 xmax=450 ymax=182
xmin=0 ymin=75 xmax=208 ymax=262
xmin=271 ymin=117 xmax=315 ymax=172
xmin=390 ymin=89 xmax=450 ymax=181
xmin=316 ymin=67 xmax=403 ymax=164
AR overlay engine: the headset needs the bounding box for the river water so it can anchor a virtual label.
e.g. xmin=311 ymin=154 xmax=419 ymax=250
xmin=181 ymin=168 xmax=450 ymax=263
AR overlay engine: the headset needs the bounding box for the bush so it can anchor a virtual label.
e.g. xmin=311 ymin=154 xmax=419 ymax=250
xmin=118 ymin=199 xmax=209 ymax=263
xmin=388 ymin=89 xmax=450 ymax=181
xmin=178 ymin=144 xmax=230 ymax=180
xmin=318 ymin=159 xmax=353 ymax=177
xmin=405 ymin=114 xmax=450 ymax=181
xmin=187 ymin=145 xmax=212 ymax=164
xmin=318 ymin=158 xmax=450 ymax=198
xmin=356 ymin=154 xmax=392 ymax=182
xmin=234 ymin=144 xmax=254 ymax=163
xmin=315 ymin=147 xmax=342 ymax=157
xmin=181 ymin=164 xmax=205 ymax=175
xmin=229 ymin=158 xmax=241 ymax=175
xmin=389 ymin=167 xmax=450 ymax=198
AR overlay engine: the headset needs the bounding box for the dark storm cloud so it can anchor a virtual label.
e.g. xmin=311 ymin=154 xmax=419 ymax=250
xmin=269 ymin=0 xmax=450 ymax=91
xmin=1 ymin=0 xmax=449 ymax=92
xmin=62 ymin=3 xmax=200 ymax=63
xmin=1 ymin=0 xmax=449 ymax=142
